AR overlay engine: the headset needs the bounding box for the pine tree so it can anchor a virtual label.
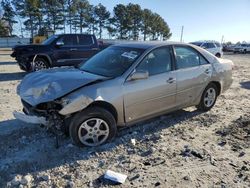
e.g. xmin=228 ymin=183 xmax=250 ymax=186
xmin=13 ymin=0 xmax=42 ymax=38
xmin=94 ymin=3 xmax=110 ymax=39
xmin=0 ymin=19 xmax=8 ymax=36
xmin=43 ymin=0 xmax=64 ymax=33
xmin=127 ymin=3 xmax=142 ymax=40
xmin=1 ymin=0 xmax=17 ymax=36
xmin=112 ymin=4 xmax=130 ymax=39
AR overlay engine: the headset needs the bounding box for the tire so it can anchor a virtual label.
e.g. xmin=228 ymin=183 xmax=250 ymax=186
xmin=69 ymin=107 xmax=117 ymax=147
xmin=215 ymin=53 xmax=221 ymax=58
xmin=32 ymin=57 xmax=49 ymax=71
xmin=196 ymin=83 xmax=218 ymax=111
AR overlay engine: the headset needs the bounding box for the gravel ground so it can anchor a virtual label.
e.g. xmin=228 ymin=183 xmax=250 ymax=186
xmin=0 ymin=53 xmax=249 ymax=188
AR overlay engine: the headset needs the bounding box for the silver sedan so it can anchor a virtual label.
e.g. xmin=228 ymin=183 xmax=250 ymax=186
xmin=14 ymin=42 xmax=233 ymax=147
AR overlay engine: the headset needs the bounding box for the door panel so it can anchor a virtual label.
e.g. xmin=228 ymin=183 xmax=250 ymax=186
xmin=174 ymin=45 xmax=212 ymax=107
xmin=70 ymin=35 xmax=99 ymax=65
xmin=176 ymin=64 xmax=212 ymax=107
xmin=54 ymin=35 xmax=78 ymax=66
xmin=123 ymin=72 xmax=176 ymax=122
xmin=123 ymin=46 xmax=176 ymax=123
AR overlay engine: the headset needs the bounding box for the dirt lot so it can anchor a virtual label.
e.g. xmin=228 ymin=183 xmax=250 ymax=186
xmin=0 ymin=52 xmax=249 ymax=188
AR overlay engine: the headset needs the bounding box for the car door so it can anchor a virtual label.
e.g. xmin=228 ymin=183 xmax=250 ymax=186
xmin=173 ymin=45 xmax=212 ymax=107
xmin=70 ymin=35 xmax=99 ymax=64
xmin=54 ymin=35 xmax=78 ymax=66
xmin=207 ymin=42 xmax=217 ymax=55
xmin=123 ymin=46 xmax=177 ymax=123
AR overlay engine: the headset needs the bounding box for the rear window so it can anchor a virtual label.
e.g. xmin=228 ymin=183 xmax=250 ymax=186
xmin=78 ymin=35 xmax=94 ymax=45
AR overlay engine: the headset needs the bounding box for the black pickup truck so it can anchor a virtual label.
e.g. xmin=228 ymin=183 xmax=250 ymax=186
xmin=11 ymin=34 xmax=110 ymax=71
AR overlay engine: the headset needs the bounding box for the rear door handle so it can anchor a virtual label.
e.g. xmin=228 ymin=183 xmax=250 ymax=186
xmin=166 ymin=77 xmax=176 ymax=84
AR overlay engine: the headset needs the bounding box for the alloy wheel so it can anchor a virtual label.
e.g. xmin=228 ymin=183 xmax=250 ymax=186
xmin=78 ymin=118 xmax=110 ymax=146
xmin=204 ymin=88 xmax=216 ymax=107
xmin=33 ymin=60 xmax=47 ymax=71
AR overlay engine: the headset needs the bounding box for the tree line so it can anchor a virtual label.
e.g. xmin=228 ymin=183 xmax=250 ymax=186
xmin=0 ymin=0 xmax=171 ymax=40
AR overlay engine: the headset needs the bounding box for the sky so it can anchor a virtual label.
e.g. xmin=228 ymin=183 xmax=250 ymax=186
xmin=12 ymin=0 xmax=250 ymax=43
xmin=89 ymin=0 xmax=250 ymax=43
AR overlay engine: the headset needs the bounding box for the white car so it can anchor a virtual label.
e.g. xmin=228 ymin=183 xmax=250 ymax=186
xmin=234 ymin=44 xmax=250 ymax=54
xmin=191 ymin=41 xmax=223 ymax=58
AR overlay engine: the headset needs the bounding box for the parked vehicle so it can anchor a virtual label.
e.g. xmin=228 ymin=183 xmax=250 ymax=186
xmin=234 ymin=43 xmax=250 ymax=54
xmin=190 ymin=41 xmax=223 ymax=57
xmin=223 ymin=44 xmax=236 ymax=52
xmin=11 ymin=34 xmax=110 ymax=72
xmin=14 ymin=42 xmax=233 ymax=147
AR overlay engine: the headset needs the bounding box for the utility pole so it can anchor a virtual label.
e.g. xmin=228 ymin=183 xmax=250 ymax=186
xmin=180 ymin=26 xmax=184 ymax=42
xmin=221 ymin=35 xmax=224 ymax=44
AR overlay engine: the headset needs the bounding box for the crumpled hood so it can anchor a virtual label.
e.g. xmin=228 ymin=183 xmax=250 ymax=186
xmin=17 ymin=67 xmax=106 ymax=106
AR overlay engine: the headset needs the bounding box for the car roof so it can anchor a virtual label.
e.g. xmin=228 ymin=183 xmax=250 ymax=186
xmin=112 ymin=41 xmax=187 ymax=49
xmin=57 ymin=34 xmax=94 ymax=36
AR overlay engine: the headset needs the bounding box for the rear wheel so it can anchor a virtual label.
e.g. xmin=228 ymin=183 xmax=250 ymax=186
xmin=69 ymin=107 xmax=117 ymax=147
xmin=32 ymin=57 xmax=49 ymax=71
xmin=197 ymin=83 xmax=218 ymax=111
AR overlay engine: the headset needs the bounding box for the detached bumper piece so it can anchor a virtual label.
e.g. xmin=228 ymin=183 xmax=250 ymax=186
xmin=13 ymin=111 xmax=48 ymax=125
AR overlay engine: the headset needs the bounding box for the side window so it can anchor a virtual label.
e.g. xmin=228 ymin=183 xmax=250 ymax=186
xmin=58 ymin=35 xmax=77 ymax=46
xmin=215 ymin=42 xmax=221 ymax=47
xmin=175 ymin=46 xmax=200 ymax=69
xmin=199 ymin=55 xmax=209 ymax=65
xmin=136 ymin=47 xmax=172 ymax=76
xmin=201 ymin=43 xmax=208 ymax=49
xmin=78 ymin=35 xmax=94 ymax=45
xmin=207 ymin=43 xmax=216 ymax=49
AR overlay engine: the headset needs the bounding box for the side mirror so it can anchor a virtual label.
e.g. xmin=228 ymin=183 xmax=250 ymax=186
xmin=128 ymin=70 xmax=149 ymax=81
xmin=56 ymin=41 xmax=64 ymax=47
xmin=201 ymin=46 xmax=206 ymax=49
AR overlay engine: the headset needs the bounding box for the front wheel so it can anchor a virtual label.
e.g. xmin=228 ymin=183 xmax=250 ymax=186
xmin=32 ymin=58 xmax=49 ymax=71
xmin=69 ymin=107 xmax=117 ymax=147
xmin=196 ymin=83 xmax=218 ymax=111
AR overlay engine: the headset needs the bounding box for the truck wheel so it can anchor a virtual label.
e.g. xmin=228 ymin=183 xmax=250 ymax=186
xmin=32 ymin=57 xmax=49 ymax=71
xmin=196 ymin=83 xmax=218 ymax=111
xmin=69 ymin=107 xmax=117 ymax=147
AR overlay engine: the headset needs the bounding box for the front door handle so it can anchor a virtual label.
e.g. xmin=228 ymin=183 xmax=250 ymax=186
xmin=205 ymin=69 xmax=211 ymax=74
xmin=166 ymin=77 xmax=176 ymax=84
xmin=70 ymin=48 xmax=77 ymax=51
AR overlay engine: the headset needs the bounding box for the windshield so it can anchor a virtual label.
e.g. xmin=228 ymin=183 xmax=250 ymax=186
xmin=42 ymin=35 xmax=59 ymax=45
xmin=79 ymin=46 xmax=145 ymax=77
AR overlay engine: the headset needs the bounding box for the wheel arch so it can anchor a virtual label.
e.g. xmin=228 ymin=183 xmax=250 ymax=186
xmin=215 ymin=53 xmax=221 ymax=58
xmin=88 ymin=101 xmax=118 ymax=122
xmin=209 ymin=81 xmax=221 ymax=95
xmin=32 ymin=54 xmax=52 ymax=66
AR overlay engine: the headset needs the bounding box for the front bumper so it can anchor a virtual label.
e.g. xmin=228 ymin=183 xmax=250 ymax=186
xmin=13 ymin=111 xmax=48 ymax=125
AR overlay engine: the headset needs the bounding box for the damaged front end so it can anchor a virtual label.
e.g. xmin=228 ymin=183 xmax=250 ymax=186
xmin=14 ymin=99 xmax=67 ymax=134
xmin=14 ymin=95 xmax=95 ymax=136
xmin=14 ymin=67 xmax=106 ymax=135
